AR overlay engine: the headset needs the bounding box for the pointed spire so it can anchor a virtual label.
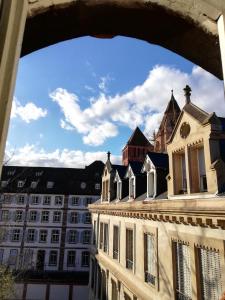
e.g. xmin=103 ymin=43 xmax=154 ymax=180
xmin=107 ymin=151 xmax=111 ymax=161
xmin=184 ymin=85 xmax=191 ymax=104
xmin=171 ymin=89 xmax=175 ymax=100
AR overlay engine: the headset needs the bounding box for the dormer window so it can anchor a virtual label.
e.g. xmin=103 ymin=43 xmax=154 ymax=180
xmin=95 ymin=183 xmax=100 ymax=190
xmin=7 ymin=170 xmax=15 ymax=176
xmin=35 ymin=171 xmax=43 ymax=177
xmin=17 ymin=181 xmax=25 ymax=188
xmin=117 ymin=181 xmax=122 ymax=200
xmin=129 ymin=177 xmax=135 ymax=199
xmin=1 ymin=181 xmax=8 ymax=188
xmin=30 ymin=181 xmax=38 ymax=189
xmin=47 ymin=181 xmax=54 ymax=189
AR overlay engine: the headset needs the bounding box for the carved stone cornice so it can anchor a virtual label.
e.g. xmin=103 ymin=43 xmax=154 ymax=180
xmin=89 ymin=197 xmax=225 ymax=230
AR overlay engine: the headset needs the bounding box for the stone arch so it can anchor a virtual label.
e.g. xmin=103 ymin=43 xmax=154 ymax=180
xmin=23 ymin=0 xmax=224 ymax=79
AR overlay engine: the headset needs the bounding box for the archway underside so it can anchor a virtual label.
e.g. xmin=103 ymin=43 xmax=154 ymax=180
xmin=22 ymin=1 xmax=223 ymax=79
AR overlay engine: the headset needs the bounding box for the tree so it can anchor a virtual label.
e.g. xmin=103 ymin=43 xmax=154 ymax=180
xmin=0 ymin=265 xmax=14 ymax=300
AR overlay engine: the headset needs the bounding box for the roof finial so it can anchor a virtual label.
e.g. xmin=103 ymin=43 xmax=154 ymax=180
xmin=107 ymin=151 xmax=111 ymax=161
xmin=183 ymin=85 xmax=191 ymax=104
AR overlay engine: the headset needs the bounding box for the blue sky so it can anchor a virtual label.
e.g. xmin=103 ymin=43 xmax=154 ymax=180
xmin=5 ymin=36 xmax=224 ymax=167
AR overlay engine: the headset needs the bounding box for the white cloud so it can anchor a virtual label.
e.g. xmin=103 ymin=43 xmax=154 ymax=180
xmin=84 ymin=85 xmax=95 ymax=93
xmin=50 ymin=65 xmax=224 ymax=145
xmin=4 ymin=144 xmax=121 ymax=168
xmin=11 ymin=98 xmax=47 ymax=123
xmin=98 ymin=75 xmax=113 ymax=93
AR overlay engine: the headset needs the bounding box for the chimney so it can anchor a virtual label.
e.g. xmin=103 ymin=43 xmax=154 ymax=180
xmin=183 ymin=85 xmax=191 ymax=104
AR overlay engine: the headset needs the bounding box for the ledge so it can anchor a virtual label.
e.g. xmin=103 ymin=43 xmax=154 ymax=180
xmin=88 ymin=197 xmax=225 ymax=229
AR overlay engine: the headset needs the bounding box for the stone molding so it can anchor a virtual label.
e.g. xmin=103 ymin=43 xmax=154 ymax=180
xmin=89 ymin=198 xmax=225 ymax=230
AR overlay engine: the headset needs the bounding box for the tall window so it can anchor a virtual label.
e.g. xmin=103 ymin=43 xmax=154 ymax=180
xmin=81 ymin=251 xmax=90 ymax=267
xmin=15 ymin=211 xmax=23 ymax=222
xmin=101 ymin=269 xmax=107 ymax=300
xmin=198 ymin=148 xmax=207 ymax=192
xmin=113 ymin=226 xmax=119 ymax=260
xmin=53 ymin=211 xmax=61 ymax=223
xmin=189 ymin=146 xmax=207 ymax=193
xmin=29 ymin=210 xmax=38 ymax=222
xmin=67 ymin=251 xmax=76 ymax=267
xmin=43 ymin=196 xmax=51 ymax=205
xmin=126 ymin=229 xmax=134 ymax=270
xmin=49 ymin=250 xmax=57 ymax=266
xmin=17 ymin=195 xmax=25 ymax=204
xmin=31 ymin=195 xmax=40 ymax=205
xmin=1 ymin=210 xmax=9 ymax=222
xmin=103 ymin=224 xmax=109 ymax=253
xmin=83 ymin=212 xmax=91 ymax=224
xmin=93 ymin=220 xmax=97 ymax=245
xmin=181 ymin=153 xmax=187 ymax=193
xmin=51 ymin=230 xmax=60 ymax=243
xmin=99 ymin=222 xmax=104 ymax=249
xmin=27 ymin=229 xmax=36 ymax=242
xmin=111 ymin=279 xmax=118 ymax=300
xmin=55 ymin=196 xmax=63 ymax=205
xmin=41 ymin=211 xmax=49 ymax=222
xmin=71 ymin=196 xmax=79 ymax=206
xmin=173 ymin=241 xmax=192 ymax=300
xmin=82 ymin=230 xmax=91 ymax=244
xmin=147 ymin=172 xmax=155 ymax=198
xmin=144 ymin=233 xmax=156 ymax=286
xmin=8 ymin=249 xmax=18 ymax=266
xmin=39 ymin=230 xmax=47 ymax=243
xmin=198 ymin=247 xmax=222 ymax=300
xmin=70 ymin=212 xmax=79 ymax=224
xmin=68 ymin=230 xmax=79 ymax=244
xmin=11 ymin=229 xmax=20 ymax=242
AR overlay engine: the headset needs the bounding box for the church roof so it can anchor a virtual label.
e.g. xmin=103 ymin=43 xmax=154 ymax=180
xmin=126 ymin=127 xmax=151 ymax=147
xmin=165 ymin=92 xmax=181 ymax=114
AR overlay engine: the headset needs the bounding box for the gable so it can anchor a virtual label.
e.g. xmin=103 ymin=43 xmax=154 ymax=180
xmin=168 ymin=110 xmax=210 ymax=146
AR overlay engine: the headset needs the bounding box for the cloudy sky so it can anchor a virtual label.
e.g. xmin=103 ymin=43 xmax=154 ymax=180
xmin=5 ymin=36 xmax=225 ymax=168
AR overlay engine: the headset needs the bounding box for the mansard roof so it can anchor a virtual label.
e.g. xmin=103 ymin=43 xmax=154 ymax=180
xmin=146 ymin=152 xmax=169 ymax=169
xmin=0 ymin=161 xmax=104 ymax=195
xmin=126 ymin=127 xmax=151 ymax=147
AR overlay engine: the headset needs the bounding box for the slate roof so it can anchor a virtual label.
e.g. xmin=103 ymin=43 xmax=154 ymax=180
xmin=183 ymin=102 xmax=209 ymax=124
xmin=128 ymin=161 xmax=143 ymax=175
xmin=0 ymin=161 xmax=104 ymax=195
xmin=114 ymin=165 xmax=127 ymax=179
xmin=146 ymin=152 xmax=169 ymax=169
xmin=126 ymin=127 xmax=151 ymax=147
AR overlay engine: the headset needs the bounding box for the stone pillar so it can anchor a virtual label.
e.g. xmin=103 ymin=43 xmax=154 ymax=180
xmin=218 ymin=14 xmax=225 ymax=92
xmin=0 ymin=0 xmax=28 ymax=175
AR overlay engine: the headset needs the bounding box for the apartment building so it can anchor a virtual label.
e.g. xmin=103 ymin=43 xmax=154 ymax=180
xmin=0 ymin=161 xmax=104 ymax=300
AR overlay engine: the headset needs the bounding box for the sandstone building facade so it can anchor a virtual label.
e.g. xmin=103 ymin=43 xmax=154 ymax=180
xmin=88 ymin=87 xmax=225 ymax=300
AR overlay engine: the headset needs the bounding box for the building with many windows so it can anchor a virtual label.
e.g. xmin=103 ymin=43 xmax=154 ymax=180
xmin=0 ymin=161 xmax=104 ymax=300
xmin=88 ymin=87 xmax=225 ymax=300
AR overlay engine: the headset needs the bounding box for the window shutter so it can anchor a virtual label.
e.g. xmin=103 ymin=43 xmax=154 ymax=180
xmin=199 ymin=248 xmax=222 ymax=300
xmin=175 ymin=242 xmax=192 ymax=299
